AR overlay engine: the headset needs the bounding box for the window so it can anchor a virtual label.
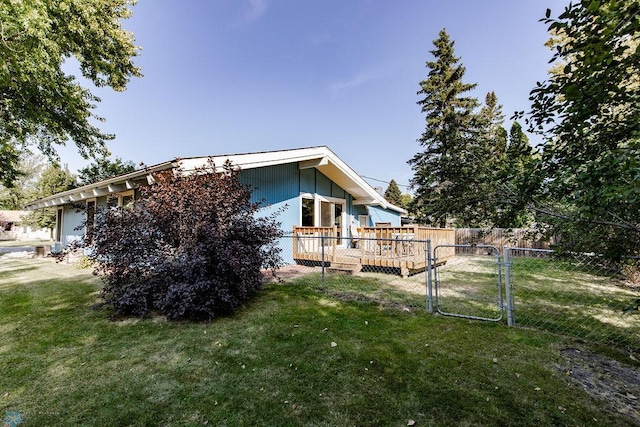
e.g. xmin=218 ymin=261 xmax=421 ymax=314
xmin=118 ymin=190 xmax=135 ymax=208
xmin=302 ymin=198 xmax=314 ymax=226
xmin=320 ymin=201 xmax=332 ymax=227
xmin=300 ymin=194 xmax=346 ymax=245
xmin=55 ymin=208 xmax=63 ymax=242
xmin=86 ymin=199 xmax=96 ymax=237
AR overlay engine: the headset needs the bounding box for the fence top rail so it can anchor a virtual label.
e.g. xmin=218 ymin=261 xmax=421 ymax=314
xmin=361 ymin=226 xmax=454 ymax=231
xmin=289 ymin=235 xmax=451 ymax=244
xmin=507 ymin=247 xmax=554 ymax=254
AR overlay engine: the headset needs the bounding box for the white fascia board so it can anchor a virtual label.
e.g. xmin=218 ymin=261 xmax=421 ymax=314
xmin=24 ymin=160 xmax=176 ymax=210
xmin=315 ymin=148 xmax=407 ymax=214
xmin=298 ymin=157 xmax=329 ymax=169
xmin=108 ymin=183 xmax=126 ymax=193
xmin=178 ymin=147 xmax=328 ymax=173
xmin=353 ymin=199 xmax=378 ymax=206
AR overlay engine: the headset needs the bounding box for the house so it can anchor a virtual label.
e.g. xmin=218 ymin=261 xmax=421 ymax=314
xmin=24 ymin=146 xmax=406 ymax=252
xmin=0 ymin=210 xmax=52 ymax=241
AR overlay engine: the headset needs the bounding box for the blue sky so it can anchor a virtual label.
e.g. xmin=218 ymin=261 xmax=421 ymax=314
xmin=60 ymin=0 xmax=569 ymax=192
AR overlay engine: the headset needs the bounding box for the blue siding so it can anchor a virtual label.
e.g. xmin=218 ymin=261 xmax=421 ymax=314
xmin=239 ymin=164 xmax=300 ymax=264
xmin=367 ymin=205 xmax=401 ymax=226
xmin=331 ymin=182 xmax=346 ymax=199
xmin=353 ymin=205 xmax=370 ymax=225
xmin=239 ymin=164 xmax=299 ymax=233
xmin=316 ymin=172 xmax=332 ymax=196
xmin=61 ymin=205 xmax=85 ymax=246
xmin=55 ymin=162 xmax=402 ymax=265
xmin=300 ymin=168 xmax=315 ymax=194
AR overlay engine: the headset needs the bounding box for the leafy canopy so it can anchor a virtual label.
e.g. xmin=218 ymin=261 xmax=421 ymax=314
xmin=78 ymin=156 xmax=137 ymax=186
xmin=0 ymin=151 xmax=47 ymax=210
xmin=0 ymin=0 xmax=141 ymax=187
xmin=523 ymin=0 xmax=640 ymax=260
xmin=23 ymin=164 xmax=77 ymax=229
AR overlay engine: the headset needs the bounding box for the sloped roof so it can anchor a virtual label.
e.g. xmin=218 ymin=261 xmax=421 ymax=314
xmin=25 ymin=146 xmax=406 ymax=214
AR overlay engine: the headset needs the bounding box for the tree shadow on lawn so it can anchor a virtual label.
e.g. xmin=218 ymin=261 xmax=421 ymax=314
xmin=0 ymin=265 xmax=38 ymax=281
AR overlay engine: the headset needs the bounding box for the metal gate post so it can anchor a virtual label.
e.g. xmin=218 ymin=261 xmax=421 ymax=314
xmin=503 ymin=246 xmax=514 ymax=326
xmin=426 ymin=239 xmax=433 ymax=313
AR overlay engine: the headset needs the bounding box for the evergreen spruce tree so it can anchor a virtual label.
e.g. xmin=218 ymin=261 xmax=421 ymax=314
xmin=409 ymin=29 xmax=487 ymax=227
xmin=479 ymin=91 xmax=507 ymax=159
xmin=493 ymin=122 xmax=536 ymax=227
xmin=383 ymin=179 xmax=403 ymax=207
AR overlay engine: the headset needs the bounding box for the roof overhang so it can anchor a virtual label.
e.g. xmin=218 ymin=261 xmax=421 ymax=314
xmin=178 ymin=146 xmax=406 ymax=214
xmin=24 ymin=161 xmax=176 ymax=210
xmin=24 ymin=146 xmax=406 ymax=214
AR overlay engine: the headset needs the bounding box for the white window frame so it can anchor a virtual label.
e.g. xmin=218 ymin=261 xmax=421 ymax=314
xmin=299 ymin=193 xmax=347 ymax=246
xmin=117 ymin=190 xmax=135 ymax=207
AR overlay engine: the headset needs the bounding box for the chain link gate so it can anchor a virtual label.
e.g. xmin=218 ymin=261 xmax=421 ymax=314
xmin=431 ymin=244 xmax=505 ymax=322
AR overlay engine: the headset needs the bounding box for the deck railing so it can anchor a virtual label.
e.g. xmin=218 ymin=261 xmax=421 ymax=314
xmin=292 ymin=225 xmax=455 ymax=274
xmin=292 ymin=226 xmax=337 ymax=262
xmin=359 ymin=226 xmax=455 ymax=263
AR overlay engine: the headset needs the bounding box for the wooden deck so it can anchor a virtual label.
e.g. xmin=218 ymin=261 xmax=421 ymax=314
xmin=292 ymin=226 xmax=455 ymax=277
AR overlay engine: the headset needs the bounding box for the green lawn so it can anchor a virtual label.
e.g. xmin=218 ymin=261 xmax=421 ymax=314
xmin=509 ymin=256 xmax=640 ymax=349
xmin=1 ymin=258 xmax=638 ymax=426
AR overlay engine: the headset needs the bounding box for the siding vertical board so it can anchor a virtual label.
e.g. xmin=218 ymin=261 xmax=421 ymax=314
xmin=240 ymin=164 xmax=301 ymax=265
xmin=316 ymin=171 xmax=332 ymax=196
xmin=239 ymin=163 xmax=299 ymax=228
xmin=299 ymin=168 xmax=315 ymax=194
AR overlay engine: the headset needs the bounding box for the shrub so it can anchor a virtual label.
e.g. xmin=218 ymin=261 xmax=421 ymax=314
xmin=87 ymin=159 xmax=283 ymax=320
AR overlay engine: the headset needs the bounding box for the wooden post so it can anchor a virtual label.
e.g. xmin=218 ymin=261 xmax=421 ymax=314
xmin=332 ymin=226 xmax=337 ymax=262
xmin=292 ymin=226 xmax=297 ymax=259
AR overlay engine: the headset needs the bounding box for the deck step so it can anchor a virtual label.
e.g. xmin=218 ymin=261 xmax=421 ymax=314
xmin=327 ymin=262 xmax=362 ymax=275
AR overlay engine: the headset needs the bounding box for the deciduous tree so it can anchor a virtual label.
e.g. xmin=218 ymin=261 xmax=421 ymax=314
xmin=523 ymin=0 xmax=640 ymax=260
xmin=0 ymin=151 xmax=47 ymax=210
xmin=0 ymin=0 xmax=141 ymax=187
xmin=78 ymin=156 xmax=137 ymax=186
xmin=24 ymin=164 xmax=77 ymax=230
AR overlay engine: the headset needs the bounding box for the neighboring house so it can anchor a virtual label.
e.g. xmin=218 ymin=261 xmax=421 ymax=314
xmin=24 ymin=146 xmax=406 ymax=252
xmin=0 ymin=210 xmax=52 ymax=241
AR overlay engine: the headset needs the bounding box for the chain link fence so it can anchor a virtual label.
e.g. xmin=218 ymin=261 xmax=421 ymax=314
xmin=275 ymin=234 xmax=433 ymax=311
xmin=505 ymin=248 xmax=640 ymax=351
xmin=273 ymin=235 xmax=640 ymax=352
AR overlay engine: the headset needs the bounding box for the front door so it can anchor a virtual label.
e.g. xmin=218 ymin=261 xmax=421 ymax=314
xmin=303 ymin=196 xmax=346 ymax=247
xmin=334 ymin=204 xmax=343 ymax=244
